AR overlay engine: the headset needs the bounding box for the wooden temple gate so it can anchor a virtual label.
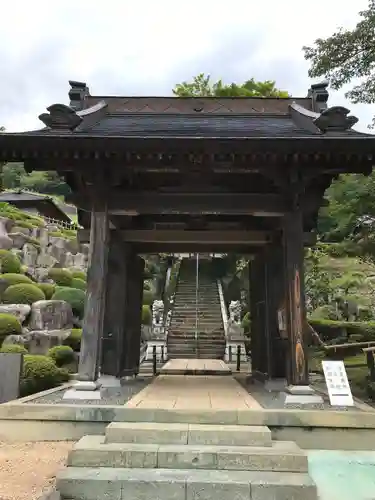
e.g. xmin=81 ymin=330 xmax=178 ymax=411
xmin=0 ymin=80 xmax=374 ymax=390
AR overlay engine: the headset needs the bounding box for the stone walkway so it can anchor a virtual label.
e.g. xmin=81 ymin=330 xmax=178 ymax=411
xmin=125 ymin=374 xmax=262 ymax=410
xmin=160 ymin=358 xmax=232 ymax=375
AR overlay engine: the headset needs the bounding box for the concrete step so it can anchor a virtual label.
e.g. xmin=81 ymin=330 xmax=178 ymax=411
xmin=57 ymin=467 xmax=317 ymax=500
xmin=105 ymin=422 xmax=272 ymax=446
xmin=68 ymin=435 xmax=308 ymax=472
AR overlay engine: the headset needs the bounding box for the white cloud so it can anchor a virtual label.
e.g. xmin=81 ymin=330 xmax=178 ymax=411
xmin=1 ymin=0 xmax=372 ymax=131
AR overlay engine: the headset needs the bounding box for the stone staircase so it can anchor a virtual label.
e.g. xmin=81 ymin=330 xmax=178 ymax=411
xmin=167 ymin=258 xmax=225 ymax=359
xmin=57 ymin=417 xmax=318 ymax=499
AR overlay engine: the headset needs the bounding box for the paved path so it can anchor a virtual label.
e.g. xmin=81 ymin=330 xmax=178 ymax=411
xmin=125 ymin=374 xmax=262 ymax=410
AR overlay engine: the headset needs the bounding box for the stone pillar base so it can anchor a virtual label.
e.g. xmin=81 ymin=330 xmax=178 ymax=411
xmin=263 ymin=378 xmax=287 ymax=392
xmin=278 ymin=384 xmax=324 ymax=408
xmin=62 ymin=380 xmax=101 ymax=400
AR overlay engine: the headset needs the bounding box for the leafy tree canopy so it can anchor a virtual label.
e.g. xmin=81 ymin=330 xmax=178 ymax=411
xmin=173 ymin=73 xmax=289 ymax=97
xmin=303 ymin=1 xmax=375 ymax=120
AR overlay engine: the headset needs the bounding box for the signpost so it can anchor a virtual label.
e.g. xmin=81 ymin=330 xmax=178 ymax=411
xmin=322 ymin=360 xmax=354 ymax=407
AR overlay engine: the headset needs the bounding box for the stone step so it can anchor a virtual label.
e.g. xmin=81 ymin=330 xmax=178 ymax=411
xmin=68 ymin=435 xmax=308 ymax=473
xmin=105 ymin=422 xmax=272 ymax=446
xmin=57 ymin=467 xmax=317 ymax=500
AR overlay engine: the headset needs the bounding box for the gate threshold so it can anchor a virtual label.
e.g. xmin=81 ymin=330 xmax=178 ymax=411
xmin=160 ymin=358 xmax=232 ymax=376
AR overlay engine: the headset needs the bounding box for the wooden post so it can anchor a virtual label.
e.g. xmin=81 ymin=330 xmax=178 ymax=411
xmin=77 ymin=201 xmax=109 ymax=386
xmin=119 ymin=251 xmax=145 ymax=378
xmin=101 ymin=232 xmax=127 ymax=376
xmin=283 ymin=209 xmax=309 ymax=386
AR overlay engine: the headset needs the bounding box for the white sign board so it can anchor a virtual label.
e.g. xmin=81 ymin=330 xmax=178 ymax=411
xmin=322 ymin=360 xmax=354 ymax=407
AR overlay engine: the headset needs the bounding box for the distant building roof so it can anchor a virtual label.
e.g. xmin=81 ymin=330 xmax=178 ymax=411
xmin=0 ymin=190 xmax=72 ymax=224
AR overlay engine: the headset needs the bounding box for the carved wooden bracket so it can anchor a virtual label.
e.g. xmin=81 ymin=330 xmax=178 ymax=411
xmin=313 ymin=106 xmax=358 ymax=133
xmin=39 ymin=104 xmax=82 ymax=130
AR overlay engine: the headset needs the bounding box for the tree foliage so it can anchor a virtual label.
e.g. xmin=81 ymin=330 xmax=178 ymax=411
xmin=303 ymin=1 xmax=375 ymax=117
xmin=173 ymin=73 xmax=289 ymax=97
xmin=1 ymin=163 xmax=70 ymax=196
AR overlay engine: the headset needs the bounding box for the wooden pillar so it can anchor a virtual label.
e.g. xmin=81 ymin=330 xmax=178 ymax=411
xmin=101 ymin=232 xmax=126 ymax=376
xmin=283 ymin=209 xmax=309 ymax=386
xmin=119 ymin=250 xmax=145 ymax=378
xmin=77 ymin=201 xmax=109 ymax=385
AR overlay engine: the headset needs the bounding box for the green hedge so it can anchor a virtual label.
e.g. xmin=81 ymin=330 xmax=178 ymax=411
xmin=71 ymin=270 xmax=86 ymax=281
xmin=142 ymin=305 xmax=152 ymax=325
xmin=3 ymin=283 xmax=45 ymax=305
xmin=0 ymin=273 xmax=34 ymax=287
xmin=51 ymin=287 xmax=85 ymax=318
xmin=37 ymin=283 xmax=56 ymax=299
xmin=0 ymin=250 xmax=22 ymax=273
xmin=0 ymin=313 xmax=22 ymax=345
xmin=0 ymin=344 xmax=27 ymax=354
xmin=64 ymin=328 xmax=82 ymax=351
xmin=71 ymin=278 xmax=86 ymax=291
xmin=143 ymin=289 xmax=154 ymax=306
xmin=48 ymin=268 xmax=73 ymax=287
xmin=47 ymin=345 xmax=75 ymax=367
xmin=309 ymin=319 xmax=375 ymax=342
xmin=20 ymin=355 xmax=70 ymax=396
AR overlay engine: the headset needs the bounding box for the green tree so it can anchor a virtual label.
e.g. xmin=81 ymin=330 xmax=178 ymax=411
xmin=303 ymin=1 xmax=375 ymax=123
xmin=173 ymin=73 xmax=289 ymax=97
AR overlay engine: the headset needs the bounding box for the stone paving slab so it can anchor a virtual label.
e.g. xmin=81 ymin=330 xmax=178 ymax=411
xmin=160 ymin=358 xmax=232 ymax=375
xmin=125 ymin=374 xmax=262 ymax=410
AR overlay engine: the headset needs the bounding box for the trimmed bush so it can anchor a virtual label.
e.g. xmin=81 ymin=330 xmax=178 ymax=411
xmin=3 ymin=283 xmax=45 ymax=305
xmin=71 ymin=278 xmax=86 ymax=291
xmin=64 ymin=328 xmax=82 ymax=351
xmin=0 ymin=273 xmax=33 ymax=287
xmin=310 ymin=319 xmax=375 ymax=343
xmin=0 ymin=344 xmax=27 ymax=354
xmin=20 ymin=355 xmax=70 ymax=396
xmin=143 ymin=289 xmax=154 ymax=306
xmin=48 ymin=345 xmax=75 ymax=367
xmin=142 ymin=305 xmax=152 ymax=325
xmin=0 ymin=313 xmax=22 ymax=345
xmin=0 ymin=249 xmax=22 ymax=273
xmin=37 ymin=283 xmax=56 ymax=299
xmin=47 ymin=268 xmax=73 ymax=287
xmin=71 ymin=270 xmax=86 ymax=281
xmin=51 ymin=287 xmax=85 ymax=318
xmin=241 ymin=312 xmax=251 ymax=333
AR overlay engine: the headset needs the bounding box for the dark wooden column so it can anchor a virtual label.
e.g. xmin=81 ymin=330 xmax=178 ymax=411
xmin=101 ymin=232 xmax=127 ymax=376
xmin=77 ymin=200 xmax=109 ymax=385
xmin=119 ymin=251 xmax=145 ymax=378
xmin=265 ymin=244 xmax=287 ymax=379
xmin=282 ymin=209 xmax=309 ymax=386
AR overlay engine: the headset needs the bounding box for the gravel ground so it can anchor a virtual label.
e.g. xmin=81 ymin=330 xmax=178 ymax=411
xmin=0 ymin=441 xmax=72 ymax=500
xmin=26 ymin=377 xmax=151 ymax=405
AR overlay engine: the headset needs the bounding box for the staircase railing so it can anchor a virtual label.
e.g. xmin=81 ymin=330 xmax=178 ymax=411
xmin=217 ymin=279 xmax=229 ymax=337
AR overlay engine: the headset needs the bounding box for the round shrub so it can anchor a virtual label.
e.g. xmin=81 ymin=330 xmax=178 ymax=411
xmin=241 ymin=312 xmax=251 ymax=333
xmin=20 ymin=355 xmax=70 ymax=396
xmin=71 ymin=278 xmax=86 ymax=291
xmin=51 ymin=287 xmax=85 ymax=318
xmin=142 ymin=305 xmax=152 ymax=325
xmin=37 ymin=283 xmax=56 ymax=299
xmin=3 ymin=283 xmax=45 ymax=305
xmin=0 ymin=249 xmax=22 ymax=273
xmin=0 ymin=344 xmax=27 ymax=354
xmin=0 ymin=313 xmax=22 ymax=345
xmin=0 ymin=273 xmax=34 ymax=287
xmin=47 ymin=345 xmax=75 ymax=367
xmin=64 ymin=328 xmax=82 ymax=351
xmin=143 ymin=289 xmax=154 ymax=306
xmin=71 ymin=270 xmax=86 ymax=281
xmin=47 ymin=268 xmax=73 ymax=287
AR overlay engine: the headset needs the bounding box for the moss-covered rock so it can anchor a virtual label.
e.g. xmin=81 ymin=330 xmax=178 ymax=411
xmin=3 ymin=283 xmax=45 ymax=305
xmin=0 ymin=249 xmax=22 ymax=273
xmin=0 ymin=313 xmax=22 ymax=345
xmin=51 ymin=287 xmax=85 ymax=318
xmin=47 ymin=268 xmax=73 ymax=287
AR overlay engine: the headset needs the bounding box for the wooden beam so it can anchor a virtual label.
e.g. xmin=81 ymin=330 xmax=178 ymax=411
xmin=69 ymin=192 xmax=287 ymax=216
xmin=121 ymin=229 xmax=270 ymax=244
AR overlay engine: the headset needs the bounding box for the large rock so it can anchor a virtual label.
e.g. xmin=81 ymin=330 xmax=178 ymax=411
xmin=8 ymin=232 xmax=31 ymax=249
xmin=26 ymin=329 xmax=72 ymax=354
xmin=29 ymin=300 xmax=73 ymax=331
xmin=0 ymin=216 xmax=13 ymax=250
xmin=0 ymin=304 xmax=31 ymax=323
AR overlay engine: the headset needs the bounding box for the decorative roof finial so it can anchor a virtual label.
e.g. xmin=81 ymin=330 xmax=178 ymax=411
xmin=308 ymin=81 xmax=329 ymax=113
xmin=39 ymin=104 xmax=83 ymax=130
xmin=68 ymin=80 xmax=90 ymax=111
xmin=313 ymin=106 xmax=359 ymax=133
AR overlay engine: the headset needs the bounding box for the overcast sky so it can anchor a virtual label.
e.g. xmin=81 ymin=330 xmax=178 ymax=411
xmin=1 ymin=0 xmax=372 ymax=132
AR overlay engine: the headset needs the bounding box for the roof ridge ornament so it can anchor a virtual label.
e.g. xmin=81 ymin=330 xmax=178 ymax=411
xmin=69 ymin=80 xmax=90 ymax=111
xmin=39 ymin=104 xmax=83 ymax=130
xmin=313 ymin=106 xmax=359 ymax=133
xmin=308 ymin=81 xmax=329 ymax=113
